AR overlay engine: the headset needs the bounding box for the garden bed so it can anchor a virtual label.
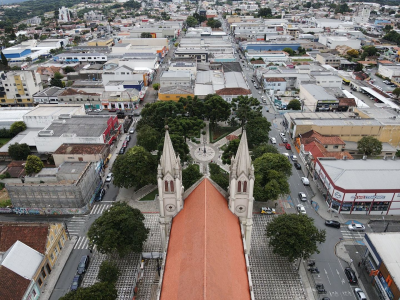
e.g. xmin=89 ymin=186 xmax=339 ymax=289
xmin=209 ymin=125 xmax=239 ymax=143
xmin=139 ymin=189 xmax=158 ymax=201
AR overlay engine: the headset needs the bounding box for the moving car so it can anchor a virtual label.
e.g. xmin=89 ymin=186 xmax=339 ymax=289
xmin=285 ymin=143 xmax=291 ymax=150
xmin=279 ymin=132 xmax=285 ymax=138
xmin=261 ymin=207 xmax=276 ymax=214
xmin=105 ymin=173 xmax=113 ymax=182
xmin=95 ymin=188 xmax=105 ymax=202
xmin=297 ymin=204 xmax=306 ymax=215
xmin=294 ymin=162 xmax=301 ymax=170
xmin=344 ymin=267 xmax=358 ymax=284
xmin=301 ymin=177 xmax=310 ymax=185
xmin=354 ymin=288 xmax=367 ymax=300
xmin=298 ymin=192 xmax=307 ymax=202
xmin=270 ymin=137 xmax=276 ymax=144
xmin=325 ymin=220 xmax=340 ymax=229
xmin=129 ymin=128 xmax=135 ymax=134
xmin=70 ymin=275 xmax=83 ymax=291
xmin=77 ymin=255 xmax=90 ymax=275
xmin=348 ymin=223 xmax=365 ymax=231
xmin=290 ymin=155 xmax=297 ymax=161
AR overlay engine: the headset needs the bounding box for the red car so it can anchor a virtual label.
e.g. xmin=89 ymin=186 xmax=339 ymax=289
xmin=285 ymin=143 xmax=291 ymax=150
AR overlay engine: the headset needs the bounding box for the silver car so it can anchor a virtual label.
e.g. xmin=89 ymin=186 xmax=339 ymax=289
xmin=348 ymin=223 xmax=365 ymax=232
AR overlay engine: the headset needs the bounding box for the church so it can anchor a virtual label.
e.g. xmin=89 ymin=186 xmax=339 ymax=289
xmin=155 ymin=128 xmax=255 ymax=300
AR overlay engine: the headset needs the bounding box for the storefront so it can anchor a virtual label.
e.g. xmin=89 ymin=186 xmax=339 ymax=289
xmin=315 ymin=158 xmax=400 ymax=215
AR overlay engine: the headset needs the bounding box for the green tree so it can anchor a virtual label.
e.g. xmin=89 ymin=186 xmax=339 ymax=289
xmin=88 ymin=202 xmax=149 ymax=257
xmin=231 ymin=95 xmax=261 ymax=127
xmin=193 ymin=13 xmax=206 ymax=23
xmin=384 ymin=25 xmax=393 ymax=33
xmin=266 ymin=214 xmax=326 ymax=264
xmin=346 ymin=49 xmax=359 ymax=58
xmin=357 ymin=136 xmax=382 ymax=156
xmin=395 ymin=149 xmax=400 ymax=158
xmin=161 ymin=12 xmax=170 ymax=20
xmin=204 ymin=94 xmax=231 ymax=129
xmin=141 ymin=32 xmax=152 ymax=38
xmin=257 ymin=7 xmax=272 ymax=17
xmin=186 ymin=16 xmax=198 ymax=27
xmin=25 ymin=155 xmax=44 ymax=175
xmin=137 ymin=125 xmax=161 ymax=152
xmin=362 ymin=45 xmax=378 ymax=58
xmin=392 ymin=87 xmax=400 ymax=98
xmin=209 ymin=162 xmax=229 ymax=191
xmin=245 ymin=116 xmax=271 ymax=148
xmin=17 ymin=23 xmax=28 ymax=31
xmin=137 ymin=101 xmax=184 ymax=132
xmin=1 ymin=52 xmax=8 ymax=68
xmin=158 ymin=133 xmax=190 ymax=163
xmin=354 ymin=63 xmax=363 ymax=72
xmin=221 ymin=139 xmax=240 ymax=164
xmin=112 ymin=146 xmax=157 ymax=189
xmin=287 ymin=99 xmax=301 ymax=110
xmin=9 ymin=121 xmax=26 ymax=136
xmin=297 ymin=47 xmax=306 ymax=55
xmin=123 ymin=0 xmax=141 ymax=9
xmin=206 ymin=18 xmax=221 ymax=28
xmin=50 ymin=77 xmax=63 ymax=88
xmin=152 ymin=83 xmax=160 ymax=90
xmin=98 ymin=261 xmax=120 ymax=285
xmin=282 ymin=47 xmax=294 ymax=56
xmin=169 ymin=117 xmax=205 ymax=141
xmin=8 ymin=143 xmax=31 ymax=160
xmin=60 ymin=282 xmax=117 ymax=300
xmin=305 ymin=2 xmax=311 ymax=8
xmin=252 ymin=143 xmax=279 ymax=160
xmin=182 ymin=164 xmax=203 ymax=189
xmin=335 ymin=3 xmax=351 ymax=14
xmin=63 ymin=66 xmax=75 ymax=73
xmin=179 ymin=96 xmax=205 ymax=118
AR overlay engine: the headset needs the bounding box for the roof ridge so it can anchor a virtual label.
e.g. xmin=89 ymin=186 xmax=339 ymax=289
xmin=204 ymin=179 xmax=207 ymax=299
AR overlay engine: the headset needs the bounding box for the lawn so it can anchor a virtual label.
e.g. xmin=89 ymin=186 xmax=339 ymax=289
xmin=139 ymin=189 xmax=158 ymax=201
xmin=210 ymin=125 xmax=239 ymax=143
xmin=0 ymin=138 xmax=11 ymax=146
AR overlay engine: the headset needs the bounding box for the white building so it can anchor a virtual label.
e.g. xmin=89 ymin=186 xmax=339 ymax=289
xmin=378 ymin=65 xmax=400 ymax=80
xmin=169 ymin=62 xmax=197 ymax=76
xmin=314 ymin=75 xmax=343 ymax=88
xmin=352 ymin=5 xmax=371 ymax=24
xmin=318 ymin=36 xmax=361 ymax=50
xmin=160 ymin=71 xmax=193 ymax=87
xmin=0 ymin=70 xmax=42 ymax=104
xmin=58 ymin=6 xmax=71 ymax=22
xmin=245 ymin=50 xmax=289 ymax=63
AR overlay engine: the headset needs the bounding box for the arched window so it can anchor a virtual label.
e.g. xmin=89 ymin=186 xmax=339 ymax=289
xmin=238 ymin=181 xmax=241 ymax=193
xmin=243 ymin=181 xmax=248 ymax=193
xmin=170 ymin=181 xmax=174 ymax=192
xmin=165 ymin=181 xmax=169 ymax=192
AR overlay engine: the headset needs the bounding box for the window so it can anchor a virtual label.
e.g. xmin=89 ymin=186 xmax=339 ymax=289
xmin=333 ymin=145 xmax=339 ymax=149
xmin=41 ymin=267 xmax=47 ymax=279
xmin=4 ymin=84 xmax=7 ymax=86
xmin=58 ymin=240 xmax=63 ymax=250
xmin=6 ymin=89 xmax=9 ymax=91
xmin=50 ymin=253 xmax=54 ymax=260
xmin=243 ymin=181 xmax=247 ymax=193
xmin=165 ymin=181 xmax=169 ymax=192
xmin=238 ymin=181 xmax=241 ymax=193
xmin=38 ymin=278 xmax=43 ymax=286
xmin=46 ymin=264 xmax=51 ymax=274
xmin=170 ymin=181 xmax=174 ymax=192
xmin=24 ymin=88 xmax=27 ymax=91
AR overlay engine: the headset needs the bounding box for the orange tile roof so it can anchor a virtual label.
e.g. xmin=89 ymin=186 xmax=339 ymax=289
xmin=0 ymin=266 xmax=30 ymax=300
xmin=160 ymin=179 xmax=250 ymax=300
xmin=216 ymin=87 xmax=252 ymax=96
xmin=300 ymin=130 xmax=345 ymax=145
xmin=305 ymin=141 xmax=353 ymax=160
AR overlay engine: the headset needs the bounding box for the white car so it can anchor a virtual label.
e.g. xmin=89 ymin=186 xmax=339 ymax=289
xmin=301 ymin=177 xmax=310 ymax=186
xmin=270 ymin=137 xmax=276 ymax=144
xmin=279 ymin=132 xmax=285 ymax=138
xmin=129 ymin=128 xmax=135 ymax=134
xmin=354 ymin=288 xmax=367 ymax=300
xmin=297 ymin=204 xmax=306 ymax=215
xmin=348 ymin=223 xmax=365 ymax=232
xmin=298 ymin=192 xmax=307 ymax=202
xmin=94 ymin=109 xmax=102 ymax=112
xmin=105 ymin=173 xmax=113 ymax=182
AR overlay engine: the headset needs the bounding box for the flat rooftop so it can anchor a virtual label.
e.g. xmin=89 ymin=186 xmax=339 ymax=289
xmin=24 ymin=105 xmax=82 ymax=117
xmin=43 ymin=116 xmax=110 ymax=138
xmin=319 ymin=158 xmax=400 ymax=191
xmin=54 ymin=143 xmax=108 ymax=155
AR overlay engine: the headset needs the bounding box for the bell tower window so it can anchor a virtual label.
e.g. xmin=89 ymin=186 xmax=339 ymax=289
xmin=165 ymin=181 xmax=169 ymax=192
xmin=238 ymin=181 xmax=241 ymax=193
xmin=243 ymin=181 xmax=247 ymax=193
xmin=170 ymin=181 xmax=174 ymax=192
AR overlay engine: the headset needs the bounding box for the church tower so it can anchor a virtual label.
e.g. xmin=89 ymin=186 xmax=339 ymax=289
xmin=158 ymin=127 xmax=183 ymax=251
xmin=228 ymin=130 xmax=255 ymax=254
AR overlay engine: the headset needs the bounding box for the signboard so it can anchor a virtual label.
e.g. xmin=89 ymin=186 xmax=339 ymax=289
xmin=333 ymin=190 xmax=344 ymax=201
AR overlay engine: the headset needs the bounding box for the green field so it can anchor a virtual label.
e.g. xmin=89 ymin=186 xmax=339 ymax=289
xmin=139 ymin=189 xmax=158 ymax=201
xmin=0 ymin=138 xmax=11 ymax=146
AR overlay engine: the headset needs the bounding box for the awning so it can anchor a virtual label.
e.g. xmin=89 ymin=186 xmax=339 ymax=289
xmin=361 ymin=87 xmax=399 ymax=109
xmin=341 ymin=90 xmax=369 ymax=108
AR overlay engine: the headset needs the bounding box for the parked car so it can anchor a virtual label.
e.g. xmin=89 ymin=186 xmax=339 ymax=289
xmin=344 ymin=267 xmax=358 ymax=284
xmin=298 ymin=192 xmax=307 ymax=202
xmin=129 ymin=128 xmax=135 ymax=134
xmin=95 ymin=188 xmax=105 ymax=202
xmin=261 ymin=207 xmax=276 ymax=214
xmin=280 ymin=132 xmax=285 ymax=138
xmin=301 ymin=177 xmax=310 ymax=186
xmin=86 ymin=109 xmax=92 ymax=113
xmin=125 ymin=135 xmax=131 ymax=142
xmin=325 ymin=220 xmax=340 ymax=228
xmin=77 ymin=255 xmax=90 ymax=275
xmin=354 ymin=288 xmax=367 ymax=300
xmin=294 ymin=162 xmax=301 ymax=170
xmin=270 ymin=137 xmax=276 ymax=144
xmin=297 ymin=204 xmax=306 ymax=215
xmin=290 ymin=155 xmax=297 ymax=161
xmin=348 ymin=223 xmax=365 ymax=231
xmin=122 ymin=141 xmax=128 ymax=148
xmin=105 ymin=173 xmax=113 ymax=182
xmin=282 ymin=137 xmax=288 ymax=143
xmin=282 ymin=153 xmax=290 ymax=159
xmin=94 ymin=108 xmax=102 ymax=112
xmin=119 ymin=147 xmax=126 ymax=155
xmin=70 ymin=275 xmax=83 ymax=291
xmin=265 ymin=106 xmax=269 ymax=112
xmin=285 ymin=143 xmax=291 ymax=150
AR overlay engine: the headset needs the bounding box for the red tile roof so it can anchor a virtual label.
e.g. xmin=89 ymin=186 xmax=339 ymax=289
xmin=250 ymin=60 xmax=265 ymax=64
xmin=216 ymin=87 xmax=252 ymax=96
xmin=305 ymin=141 xmax=353 ymax=160
xmin=0 ymin=266 xmax=30 ymax=300
xmin=338 ymin=98 xmax=357 ymax=107
xmin=0 ymin=223 xmax=49 ymax=254
xmin=54 ymin=143 xmax=108 ymax=155
xmin=160 ymin=179 xmax=250 ymax=300
xmin=300 ymin=130 xmax=345 ymax=145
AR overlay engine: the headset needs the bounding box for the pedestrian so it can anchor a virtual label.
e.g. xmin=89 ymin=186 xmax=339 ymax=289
xmin=358 ymin=262 xmax=361 ymax=267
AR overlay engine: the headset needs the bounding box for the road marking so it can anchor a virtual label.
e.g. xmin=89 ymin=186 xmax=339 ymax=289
xmin=324 ymin=268 xmax=331 ymax=285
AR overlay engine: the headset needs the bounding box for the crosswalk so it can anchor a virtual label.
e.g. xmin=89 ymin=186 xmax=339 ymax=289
xmin=90 ymin=204 xmax=112 ymax=215
xmin=341 ymin=230 xmax=365 ymax=239
xmin=66 ymin=215 xmax=88 ymax=236
xmin=74 ymin=236 xmax=90 ymax=250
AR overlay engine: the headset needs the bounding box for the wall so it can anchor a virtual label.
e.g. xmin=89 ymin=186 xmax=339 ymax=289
xmin=158 ymin=92 xmax=194 ymax=101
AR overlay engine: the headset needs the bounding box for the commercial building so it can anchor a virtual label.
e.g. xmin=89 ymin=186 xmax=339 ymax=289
xmin=160 ymin=71 xmax=193 ymax=87
xmin=5 ymin=162 xmax=101 ymax=214
xmin=318 ymin=35 xmax=361 ymax=50
xmin=245 ymin=50 xmax=289 ymax=63
xmin=314 ymin=158 xmax=400 ymax=215
xmin=0 ymin=107 xmax=32 ymax=129
xmin=158 ymin=86 xmax=194 ymax=101
xmin=299 ymin=84 xmax=339 ymax=112
xmin=33 ymin=87 xmax=65 ymax=105
xmin=378 ymin=65 xmax=400 ymax=80
xmin=0 ymin=222 xmax=68 ymax=299
xmin=52 ymin=143 xmax=110 ymax=167
xmin=316 ymin=53 xmax=341 ymax=69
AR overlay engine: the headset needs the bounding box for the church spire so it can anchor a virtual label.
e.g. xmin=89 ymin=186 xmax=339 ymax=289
xmin=160 ymin=126 xmax=178 ymax=177
xmin=232 ymin=130 xmax=253 ymax=178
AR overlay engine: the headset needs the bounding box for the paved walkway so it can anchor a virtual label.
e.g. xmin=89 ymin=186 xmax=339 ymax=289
xmin=40 ymin=236 xmax=77 ymax=300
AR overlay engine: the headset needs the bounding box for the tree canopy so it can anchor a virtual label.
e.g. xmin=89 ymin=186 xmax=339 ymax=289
xmin=60 ymin=282 xmax=117 ymax=300
xmin=137 ymin=125 xmax=161 ymax=152
xmin=141 ymin=32 xmax=153 ymax=38
xmin=209 ymin=163 xmax=229 ymax=191
xmin=287 ymin=99 xmax=301 ymax=110
xmin=252 ymin=143 xmax=279 ymax=160
xmin=186 ymin=16 xmax=198 ymax=27
xmin=266 ymin=214 xmax=326 ymax=262
xmin=25 ymin=155 xmax=44 ymax=175
xmin=98 ymin=261 xmax=120 ymax=285
xmin=221 ymin=139 xmax=240 ymax=165
xmin=8 ymin=143 xmax=31 ymax=160
xmin=357 ymin=136 xmax=382 ymax=156
xmin=258 ymin=7 xmax=272 ymax=17
xmin=206 ymin=18 xmax=221 ymax=28
xmin=112 ymin=146 xmax=157 ymax=189
xmin=231 ymin=95 xmax=261 ymax=126
xmin=392 ymin=87 xmax=400 ymax=98
xmin=158 ymin=133 xmax=190 ymax=163
xmin=9 ymin=121 xmax=26 ymax=136
xmin=168 ymin=117 xmax=205 ymax=141
xmin=182 ymin=164 xmax=203 ymax=189
xmin=88 ymin=202 xmax=149 ymax=257
xmin=204 ymin=95 xmax=231 ymax=129
xmin=282 ymin=47 xmax=294 ymax=56
xmin=137 ymin=101 xmax=184 ymax=132
xmin=179 ymin=96 xmax=205 ymax=119
xmin=245 ymin=116 xmax=271 ymax=148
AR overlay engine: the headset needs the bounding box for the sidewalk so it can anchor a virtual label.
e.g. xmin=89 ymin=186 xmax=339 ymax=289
xmin=39 ymin=236 xmax=77 ymax=300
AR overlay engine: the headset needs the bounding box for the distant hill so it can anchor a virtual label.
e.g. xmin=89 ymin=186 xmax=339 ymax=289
xmin=1 ymin=0 xmax=29 ymax=5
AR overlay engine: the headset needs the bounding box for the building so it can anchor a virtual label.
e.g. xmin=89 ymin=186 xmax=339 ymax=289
xmin=83 ymin=10 xmax=105 ymax=21
xmin=58 ymin=6 xmax=72 ymax=22
xmin=174 ymin=49 xmax=209 ymax=63
xmin=168 ymin=62 xmax=197 ymax=76
xmin=245 ymin=50 xmax=289 ymax=63
xmin=57 ymin=88 xmax=102 ymax=109
xmin=264 ymin=77 xmax=287 ymax=91
xmin=0 ymin=107 xmax=32 ymax=129
xmin=34 ymin=115 xmax=120 ymax=152
xmin=378 ymin=65 xmax=400 ymax=80
xmin=0 ymin=70 xmax=42 ymax=107
xmin=52 ymin=143 xmax=110 ymax=167
xmin=0 ymin=222 xmax=68 ymax=299
xmin=316 ymin=53 xmax=341 ymax=69
xmin=300 ymin=84 xmax=339 ymax=112
xmin=160 ymin=71 xmax=193 ymax=87
xmin=156 ymin=129 xmax=254 ymax=299
xmin=158 ymin=86 xmax=194 ymax=101
xmin=318 ymin=36 xmax=361 ymax=50
xmin=33 ymin=87 xmax=65 ymax=105
xmin=87 ymin=38 xmax=114 ymax=47
xmin=314 ymin=158 xmax=400 ymax=215
xmin=362 ymin=233 xmax=400 ymax=300
xmin=5 ymin=162 xmax=101 ymax=214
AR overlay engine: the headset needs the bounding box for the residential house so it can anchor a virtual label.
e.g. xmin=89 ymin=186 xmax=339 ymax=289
xmin=52 ymin=143 xmax=110 ymax=167
xmin=316 ymin=53 xmax=341 ymax=69
xmin=264 ymin=78 xmax=287 ymax=91
xmin=33 ymin=87 xmax=65 ymax=105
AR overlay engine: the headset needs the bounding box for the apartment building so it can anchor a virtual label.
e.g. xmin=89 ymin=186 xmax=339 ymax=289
xmin=316 ymin=53 xmax=341 ymax=69
xmin=0 ymin=70 xmax=42 ymax=107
